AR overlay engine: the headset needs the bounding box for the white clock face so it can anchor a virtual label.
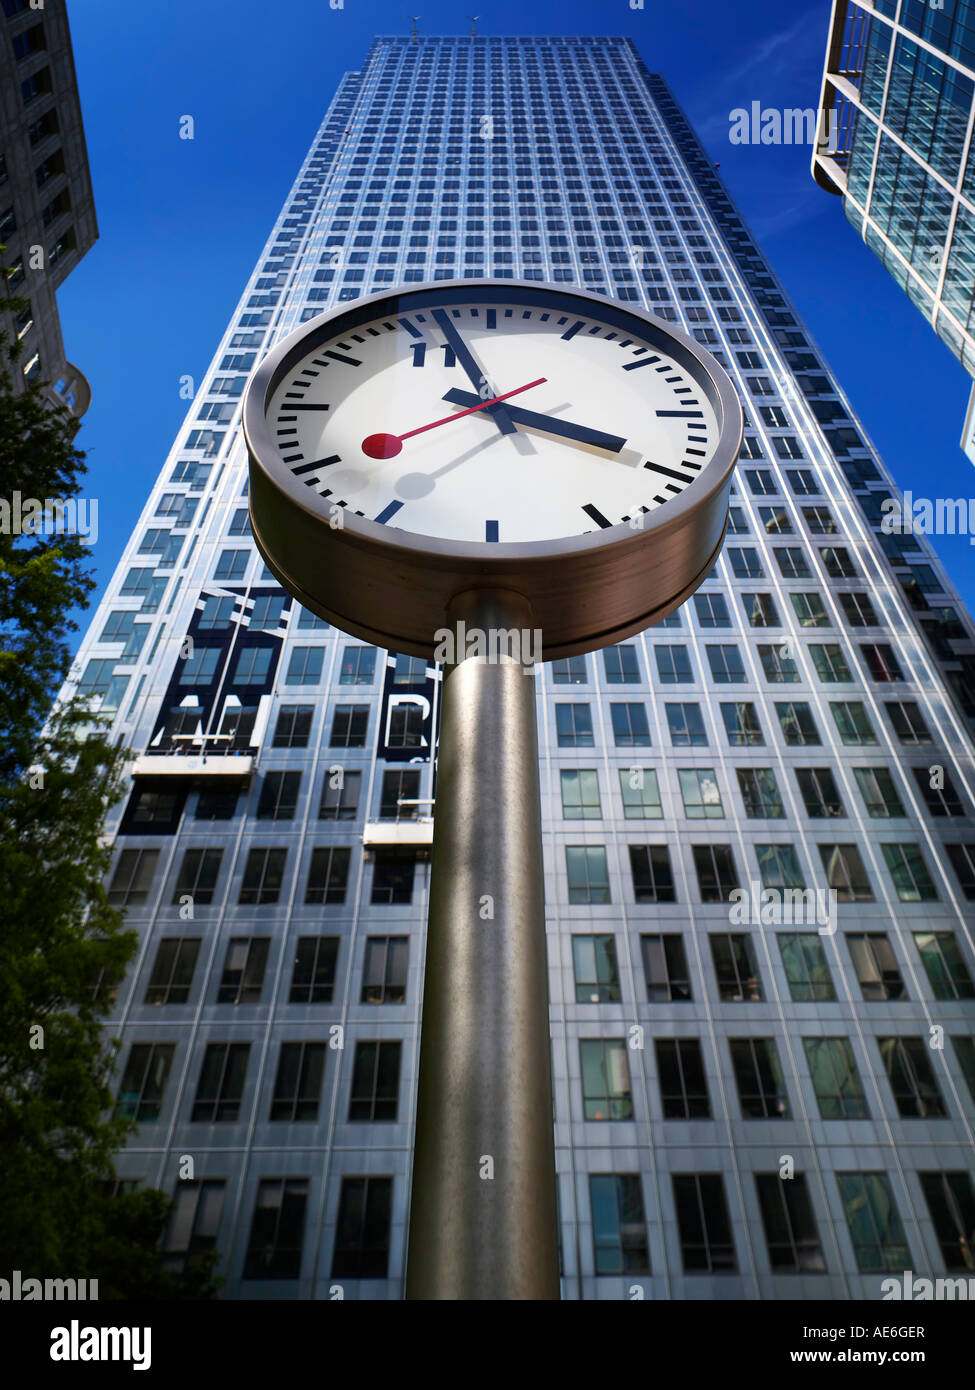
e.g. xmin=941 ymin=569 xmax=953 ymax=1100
xmin=266 ymin=291 xmax=722 ymax=544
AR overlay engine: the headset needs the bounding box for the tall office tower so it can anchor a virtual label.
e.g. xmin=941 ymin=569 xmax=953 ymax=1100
xmin=74 ymin=35 xmax=975 ymax=1301
xmin=814 ymin=1 xmax=975 ymax=449
xmin=0 ymin=0 xmax=98 ymax=414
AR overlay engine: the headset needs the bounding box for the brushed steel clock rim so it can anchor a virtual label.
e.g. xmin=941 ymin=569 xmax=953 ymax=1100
xmin=242 ymin=276 xmax=743 ymax=565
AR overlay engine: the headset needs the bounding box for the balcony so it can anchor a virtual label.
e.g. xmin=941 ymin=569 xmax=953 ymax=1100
xmin=363 ymin=798 xmax=435 ymax=850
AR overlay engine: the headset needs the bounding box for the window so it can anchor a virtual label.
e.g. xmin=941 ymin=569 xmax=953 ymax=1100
xmin=838 ymin=592 xmax=878 ymax=627
xmin=330 ymin=704 xmax=368 ymax=747
xmin=550 ymin=656 xmax=588 ymax=684
xmin=884 ymin=845 xmax=938 ymax=902
xmin=362 ymin=936 xmax=408 ymax=1003
xmin=214 ymin=549 xmax=247 ymax=581
xmin=776 ymin=701 xmax=820 ymax=746
xmin=379 ymin=768 xmax=420 ymax=820
xmin=656 ymin=1039 xmax=710 ymax=1118
xmin=952 ymin=1036 xmax=975 ymax=1105
xmin=217 ymin=937 xmax=270 ymax=1004
xmin=758 ymin=644 xmax=800 ymax=682
xmin=919 ymin=1172 xmax=975 ymax=1271
xmin=795 ymin=768 xmax=844 ymax=818
xmin=640 ymin=933 xmax=691 ymax=1001
xmin=679 ymin=768 xmax=723 ymax=818
xmin=912 ymin=766 xmax=966 ymax=817
xmin=243 ymin=1179 xmax=308 ymax=1280
xmin=672 ymin=1174 xmax=737 ymax=1273
xmin=270 ymin=1042 xmax=326 ymax=1122
xmin=330 ymin=1177 xmax=392 ymax=1278
xmin=618 ymin=767 xmax=662 ymax=819
xmin=391 ymin=653 xmax=426 ymax=684
xmin=340 ymin=646 xmax=376 ymax=684
xmin=728 ymin=547 xmax=763 ymax=579
xmin=846 ymin=933 xmax=906 ymax=1001
xmin=172 ymin=847 xmax=222 ymax=906
xmin=791 ymin=593 xmax=829 ymax=628
xmin=803 ymin=1038 xmax=868 ymax=1119
xmin=803 ymin=506 xmax=836 ymax=535
xmin=179 ymin=647 xmax=221 ymax=686
xmin=655 ymin=645 xmax=693 ymax=683
xmin=603 ymin=645 xmax=640 ymax=683
xmin=759 ymin=507 xmax=792 ymax=537
xmin=775 ymin=547 xmax=810 ymax=579
xmin=370 ymin=853 xmax=415 ymax=905
xmin=232 ymin=647 xmax=272 ymax=685
xmin=914 ymin=932 xmax=974 ymax=1000
xmin=947 ymin=844 xmax=975 ymax=900
xmin=560 ymin=769 xmax=602 ymax=819
xmin=629 ymin=845 xmax=676 ymax=902
xmin=163 ymin=1180 xmax=225 ymax=1275
xmin=556 ymin=703 xmax=594 ymax=747
xmin=566 ymin=846 xmax=610 ymax=904
xmin=319 ymin=770 xmax=361 ymax=820
xmin=572 ymin=934 xmax=621 ymax=1003
xmin=731 ymin=1038 xmax=788 ymax=1118
xmin=239 ymin=839 xmax=285 ymax=906
xmin=580 ymin=1039 xmax=633 ymax=1120
xmin=819 ymin=547 xmax=857 ymax=579
xmin=742 ymin=593 xmax=780 ymax=628
xmin=706 ymin=644 xmax=746 ymax=683
xmin=809 ymin=643 xmax=852 ymax=682
xmin=305 ymin=847 xmax=350 ymax=905
xmin=831 ymin=701 xmax=876 ymax=745
xmin=885 ymin=701 xmax=932 ymax=746
xmin=860 ymin=643 xmax=904 ymax=682
xmin=273 ymin=705 xmax=312 ymax=748
xmin=289 ymin=936 xmax=338 ymax=1003
xmin=779 ymin=933 xmax=835 ymax=1001
xmin=666 ymin=702 xmax=706 ymax=746
xmin=693 ymin=592 xmax=730 ymax=628
xmin=755 ymin=1174 xmax=825 ymax=1272
xmin=738 ymin=768 xmax=784 ymax=818
xmin=746 ymin=469 xmax=776 ymax=496
xmin=610 ymin=703 xmax=650 ymax=746
xmin=108 ymin=848 xmax=159 ymax=906
xmin=349 ymin=1041 xmax=401 ymax=1121
xmin=853 ymin=767 xmax=905 ymax=818
xmin=286 ymin=647 xmax=323 ymax=686
xmin=836 ymin=1173 xmax=909 ymax=1272
xmin=145 ymin=938 xmax=201 ymax=1006
xmin=820 ymin=843 xmax=873 ymax=901
xmin=710 ymin=932 xmax=762 ymax=1001
xmin=589 ymin=1175 xmax=650 ymax=1275
xmin=257 ymin=770 xmax=301 ymax=820
xmin=115 ymin=1044 xmax=175 ymax=1122
xmin=191 ymin=1043 xmax=250 ymax=1121
xmin=877 ymin=1037 xmax=946 ymax=1118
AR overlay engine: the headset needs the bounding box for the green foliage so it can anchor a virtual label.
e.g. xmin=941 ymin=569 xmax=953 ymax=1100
xmin=0 ymin=326 xmax=219 ymax=1296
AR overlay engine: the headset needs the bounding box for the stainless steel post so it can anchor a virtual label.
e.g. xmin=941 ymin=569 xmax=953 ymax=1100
xmin=405 ymin=588 xmax=560 ymax=1300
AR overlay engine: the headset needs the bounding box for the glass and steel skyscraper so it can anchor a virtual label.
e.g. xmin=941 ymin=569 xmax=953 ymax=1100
xmin=74 ymin=34 xmax=975 ymax=1300
xmin=814 ymin=2 xmax=975 ymax=383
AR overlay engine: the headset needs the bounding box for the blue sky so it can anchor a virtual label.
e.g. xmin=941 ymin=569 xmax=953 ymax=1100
xmin=58 ymin=0 xmax=975 ymax=644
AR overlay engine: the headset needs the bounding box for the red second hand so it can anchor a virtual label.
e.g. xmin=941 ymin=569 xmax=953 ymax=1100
xmin=361 ymin=376 xmax=547 ymax=459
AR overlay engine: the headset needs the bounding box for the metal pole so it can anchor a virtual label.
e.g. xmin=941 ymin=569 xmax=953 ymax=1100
xmin=405 ymin=588 xmax=560 ymax=1300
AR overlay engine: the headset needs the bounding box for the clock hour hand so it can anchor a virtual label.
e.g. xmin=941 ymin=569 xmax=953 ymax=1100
xmin=442 ymin=387 xmax=627 ymax=454
xmin=431 ymin=309 xmax=518 ymax=436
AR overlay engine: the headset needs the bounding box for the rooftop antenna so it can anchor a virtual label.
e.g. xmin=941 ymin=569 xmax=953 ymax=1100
xmin=468 ymin=15 xmax=479 ymax=37
xmin=410 ymin=15 xmax=420 ymax=42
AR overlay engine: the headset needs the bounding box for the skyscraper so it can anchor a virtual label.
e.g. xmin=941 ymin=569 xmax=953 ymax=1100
xmin=0 ymin=0 xmax=98 ymax=414
xmin=76 ymin=34 xmax=975 ymax=1300
xmin=814 ymin=1 xmax=975 ymax=446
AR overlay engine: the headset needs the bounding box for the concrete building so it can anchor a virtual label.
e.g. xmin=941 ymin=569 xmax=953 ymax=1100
xmin=0 ymin=0 xmax=97 ymax=414
xmin=72 ymin=34 xmax=975 ymax=1299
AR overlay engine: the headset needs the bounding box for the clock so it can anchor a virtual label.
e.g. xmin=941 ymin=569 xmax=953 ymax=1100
xmin=243 ymin=278 xmax=743 ymax=659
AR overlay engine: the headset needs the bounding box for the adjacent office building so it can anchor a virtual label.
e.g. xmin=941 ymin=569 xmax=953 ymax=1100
xmin=0 ymin=0 xmax=97 ymax=414
xmin=814 ymin=1 xmax=975 ymax=452
xmin=73 ymin=34 xmax=975 ymax=1299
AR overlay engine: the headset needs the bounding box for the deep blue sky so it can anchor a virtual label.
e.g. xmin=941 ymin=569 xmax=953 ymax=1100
xmin=58 ymin=0 xmax=975 ymax=645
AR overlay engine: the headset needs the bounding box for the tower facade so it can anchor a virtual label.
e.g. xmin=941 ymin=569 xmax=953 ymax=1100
xmin=75 ymin=35 xmax=975 ymax=1300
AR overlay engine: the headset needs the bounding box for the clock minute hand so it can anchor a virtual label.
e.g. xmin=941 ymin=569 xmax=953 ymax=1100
xmin=442 ymin=387 xmax=627 ymax=454
xmin=431 ymin=308 xmax=518 ymax=436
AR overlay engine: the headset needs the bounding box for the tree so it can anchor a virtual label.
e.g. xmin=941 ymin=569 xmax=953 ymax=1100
xmin=0 ymin=256 xmax=219 ymax=1297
